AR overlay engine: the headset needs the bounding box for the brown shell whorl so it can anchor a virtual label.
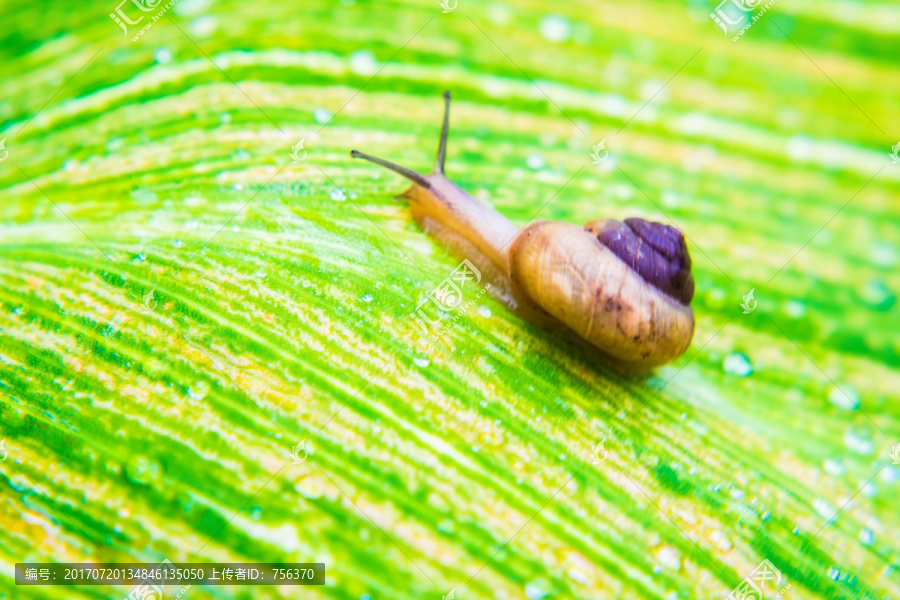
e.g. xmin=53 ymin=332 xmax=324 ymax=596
xmin=508 ymin=221 xmax=695 ymax=366
xmin=585 ymin=218 xmax=694 ymax=305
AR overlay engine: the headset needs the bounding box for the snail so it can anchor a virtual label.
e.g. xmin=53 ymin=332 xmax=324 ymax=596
xmin=350 ymin=92 xmax=695 ymax=367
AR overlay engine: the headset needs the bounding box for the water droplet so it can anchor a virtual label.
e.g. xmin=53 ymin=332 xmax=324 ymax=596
xmin=413 ymin=357 xmax=429 ymax=368
xmin=823 ymin=459 xmax=845 ymax=476
xmin=880 ymin=465 xmax=899 ymax=484
xmin=526 ymin=154 xmax=546 ymax=170
xmin=132 ymin=189 xmax=158 ymax=203
xmin=859 ymin=528 xmax=874 ymax=546
xmin=539 ymin=15 xmax=572 ymax=42
xmin=135 ymin=253 xmax=146 ymax=262
xmin=173 ymin=239 xmax=184 ymax=248
xmin=761 ymin=511 xmax=770 ymax=521
xmin=361 ymin=293 xmax=373 ymax=303
xmin=814 ymin=498 xmax=834 ymax=519
xmin=232 ymin=148 xmax=250 ymax=161
xmin=106 ymin=137 xmax=125 ymax=152
xmin=437 ymin=520 xmax=454 ymax=534
xmin=709 ymin=530 xmax=733 ymax=552
xmin=220 ymin=112 xmax=232 ymax=124
xmin=784 ymin=299 xmax=806 ymax=318
xmin=827 ymin=567 xmax=840 ymax=581
xmin=313 ymin=108 xmax=333 ymax=124
xmin=844 ymin=428 xmax=874 ymax=455
xmin=730 ymin=489 xmax=745 ymax=500
xmin=861 ymin=481 xmax=877 ymax=497
xmin=154 ymin=47 xmax=173 ymax=64
xmin=329 ymin=189 xmax=347 ymax=202
xmin=871 ymin=241 xmax=897 ymax=267
xmin=723 ymin=352 xmax=753 ymax=377
xmin=525 ymin=578 xmax=551 ymax=599
xmin=477 ymin=305 xmax=492 ymax=318
xmin=861 ymin=279 xmax=895 ymax=310
xmin=829 ymin=385 xmax=860 ymax=410
xmin=189 ymin=15 xmax=217 ymax=36
xmin=125 ymin=456 xmax=163 ymax=486
xmin=567 ymin=568 xmax=587 ymax=584
xmin=792 ymin=526 xmax=801 ymax=535
xmin=349 ymin=50 xmax=378 ymax=75
xmin=302 ymin=280 xmax=312 ymax=288
xmin=786 ymin=135 xmax=814 ymax=160
xmin=656 ymin=545 xmax=681 ymax=570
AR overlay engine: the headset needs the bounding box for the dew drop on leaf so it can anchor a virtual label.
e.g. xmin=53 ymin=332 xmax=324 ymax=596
xmin=539 ymin=15 xmax=572 ymax=42
xmin=823 ymin=459 xmax=844 ymax=476
xmin=723 ymin=352 xmax=753 ymax=377
xmin=828 ymin=385 xmax=860 ymax=410
xmin=859 ymin=528 xmax=874 ymax=546
xmin=125 ymin=456 xmax=163 ymax=486
xmin=313 ymin=108 xmax=333 ymax=124
xmin=525 ymin=578 xmax=551 ymax=599
xmin=349 ymin=50 xmax=377 ymax=75
xmin=843 ymin=427 xmax=874 ymax=455
xmin=526 ymin=154 xmax=546 ymax=170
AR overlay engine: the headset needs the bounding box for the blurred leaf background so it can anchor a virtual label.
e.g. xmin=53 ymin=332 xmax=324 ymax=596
xmin=0 ymin=0 xmax=898 ymax=598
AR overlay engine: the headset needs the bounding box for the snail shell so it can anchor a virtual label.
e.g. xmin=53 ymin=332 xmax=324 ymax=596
xmin=509 ymin=220 xmax=694 ymax=365
xmin=351 ymin=92 xmax=695 ymax=367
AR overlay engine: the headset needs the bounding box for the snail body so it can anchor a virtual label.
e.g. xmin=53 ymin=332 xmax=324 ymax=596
xmin=351 ymin=92 xmax=695 ymax=367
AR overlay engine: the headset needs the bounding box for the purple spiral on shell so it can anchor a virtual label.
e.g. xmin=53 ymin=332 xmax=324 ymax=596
xmin=588 ymin=218 xmax=694 ymax=305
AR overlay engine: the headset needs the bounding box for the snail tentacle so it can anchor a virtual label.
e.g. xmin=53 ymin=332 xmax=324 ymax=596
xmin=434 ymin=90 xmax=451 ymax=174
xmin=350 ymin=149 xmax=431 ymax=189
